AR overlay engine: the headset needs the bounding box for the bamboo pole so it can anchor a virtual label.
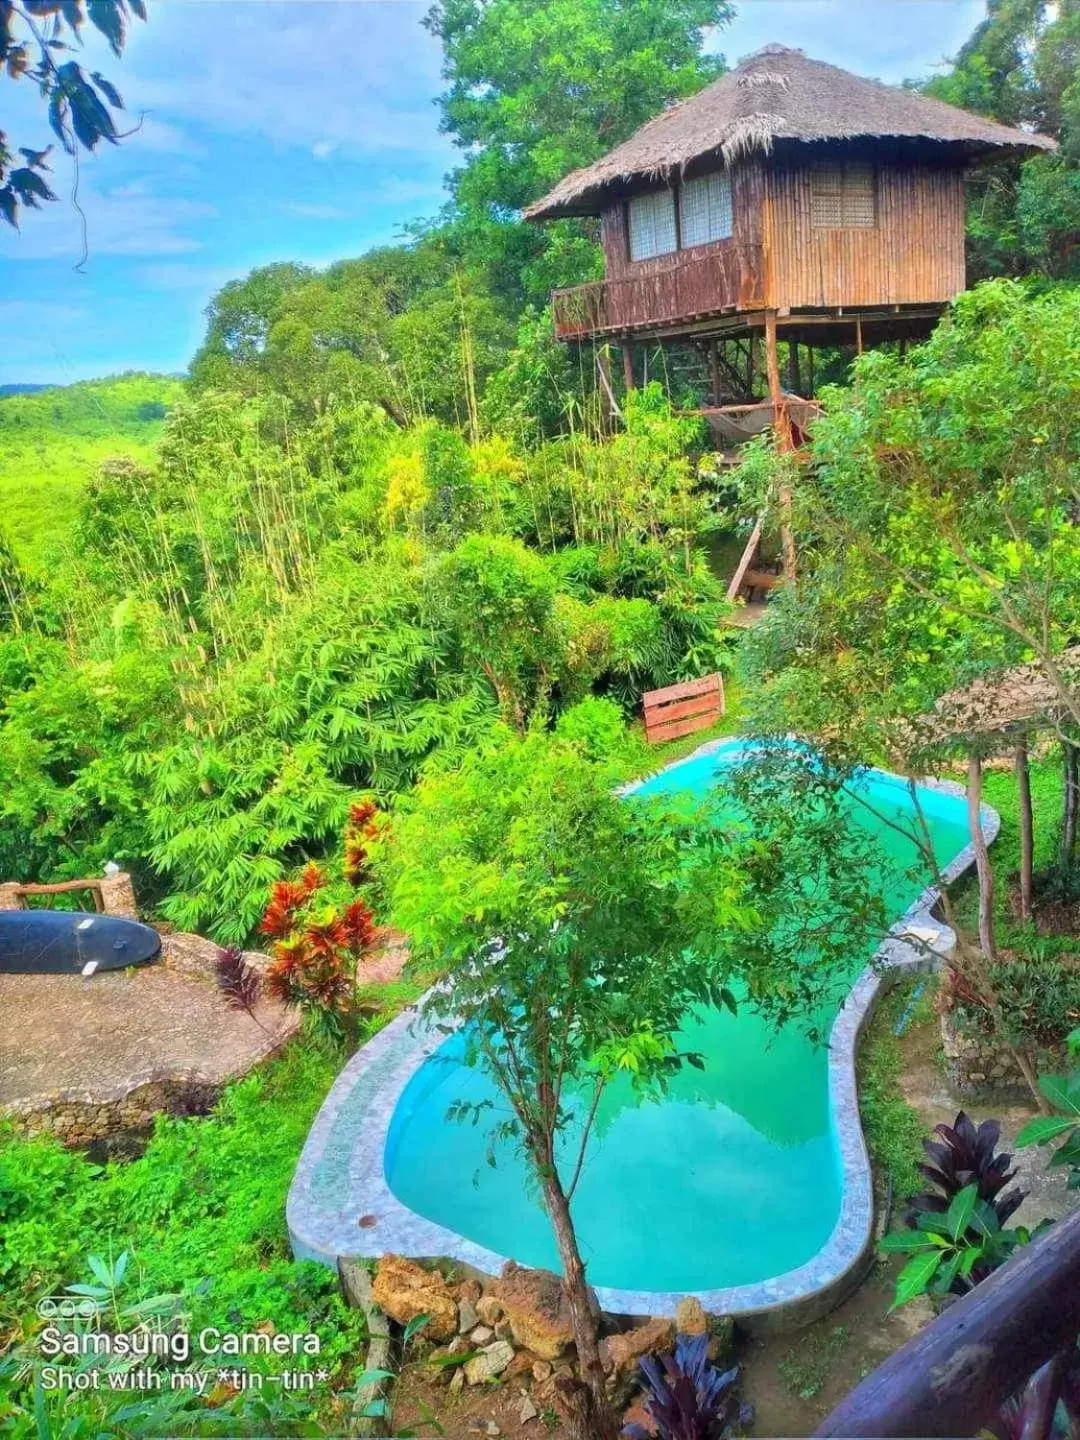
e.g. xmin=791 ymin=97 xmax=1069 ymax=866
xmin=765 ymin=310 xmax=796 ymax=582
xmin=1016 ymin=737 xmax=1034 ymax=922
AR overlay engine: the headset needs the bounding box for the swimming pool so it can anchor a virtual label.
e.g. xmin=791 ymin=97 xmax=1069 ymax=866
xmin=288 ymin=740 xmax=995 ymax=1319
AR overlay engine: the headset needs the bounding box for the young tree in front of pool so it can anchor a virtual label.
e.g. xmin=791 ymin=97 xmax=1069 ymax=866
xmin=379 ymin=727 xmax=885 ymax=1439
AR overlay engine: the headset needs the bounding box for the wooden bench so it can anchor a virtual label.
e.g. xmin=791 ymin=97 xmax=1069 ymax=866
xmin=643 ymin=673 xmax=725 ymax=745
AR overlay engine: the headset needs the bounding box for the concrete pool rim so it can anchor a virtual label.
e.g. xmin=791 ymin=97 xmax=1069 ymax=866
xmin=286 ymin=739 xmax=999 ymax=1323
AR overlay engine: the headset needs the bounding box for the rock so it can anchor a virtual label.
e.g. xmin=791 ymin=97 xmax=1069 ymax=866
xmin=488 ymin=1262 xmax=574 ymax=1361
xmin=470 ymin=1325 xmax=495 ymax=1345
xmin=476 ymin=1294 xmax=504 ymax=1327
xmin=707 ymin=1316 xmax=735 ymax=1365
xmin=505 ymin=1350 xmax=536 ymax=1380
xmin=449 ymin=1368 xmax=465 ymax=1394
xmin=494 ymin=1317 xmax=514 ymax=1342
xmin=531 ymin=1359 xmax=553 ymax=1384
xmin=449 ymin=1335 xmax=470 ymax=1355
xmin=519 ymin=1395 xmax=539 ymax=1424
xmin=674 ymin=1297 xmax=707 ymax=1336
xmin=458 ymin=1300 xmax=480 ymax=1334
xmin=600 ymin=1318 xmax=674 ymax=1401
xmin=464 ymin=1340 xmax=516 ymax=1385
xmin=372 ymin=1254 xmax=457 ymax=1342
xmin=457 ymin=1279 xmax=483 ymax=1306
xmin=622 ymin=1401 xmax=658 ymax=1437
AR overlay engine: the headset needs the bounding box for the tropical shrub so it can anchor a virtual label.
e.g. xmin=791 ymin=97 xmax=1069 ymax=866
xmin=625 ymin=1335 xmax=746 ymax=1440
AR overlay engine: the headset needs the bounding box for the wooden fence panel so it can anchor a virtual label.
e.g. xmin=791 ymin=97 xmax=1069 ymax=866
xmin=643 ymin=673 xmax=724 ymax=745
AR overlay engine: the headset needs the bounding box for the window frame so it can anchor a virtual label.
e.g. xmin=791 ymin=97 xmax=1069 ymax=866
xmin=678 ymin=171 xmax=734 ymax=249
xmin=624 ymin=169 xmax=737 ymax=265
xmin=810 ymin=161 xmax=877 ymax=229
xmin=626 ymin=186 xmax=679 ymax=263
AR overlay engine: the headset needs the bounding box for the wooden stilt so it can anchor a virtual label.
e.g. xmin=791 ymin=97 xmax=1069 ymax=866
xmin=807 ymin=345 xmax=815 ymax=397
xmin=708 ymin=340 xmax=720 ymax=407
xmin=596 ymin=348 xmax=620 ymax=427
xmin=1063 ymin=741 xmax=1078 ymax=865
xmin=621 ymin=342 xmax=635 ymax=392
xmin=765 ymin=310 xmax=796 ymax=582
xmin=855 ymin=316 xmax=864 ymax=355
xmin=789 ymin=340 xmax=801 ymax=396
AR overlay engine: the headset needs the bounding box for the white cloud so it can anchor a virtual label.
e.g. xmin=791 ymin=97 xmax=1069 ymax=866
xmin=0 ymin=175 xmax=217 ymax=263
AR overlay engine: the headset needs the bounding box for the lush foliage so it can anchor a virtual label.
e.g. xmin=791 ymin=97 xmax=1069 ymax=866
xmin=1016 ymin=1024 xmax=1080 ymax=1182
xmin=923 ymin=0 xmax=1080 ymax=279
xmin=626 ymin=1335 xmax=745 ymax=1440
xmin=1 ymin=0 xmax=144 ymax=229
xmin=0 ymin=1042 xmax=371 ymax=1436
xmin=0 ymin=373 xmax=183 ymax=563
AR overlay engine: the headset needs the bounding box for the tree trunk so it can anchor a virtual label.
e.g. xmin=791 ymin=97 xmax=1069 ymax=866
xmin=542 ymin=1173 xmax=619 ymax=1440
xmin=1017 ymin=738 xmax=1034 ymax=922
xmin=765 ymin=310 xmax=796 ymax=582
xmin=1063 ymin=742 xmax=1078 ymax=866
xmin=968 ymin=753 xmax=997 ymax=961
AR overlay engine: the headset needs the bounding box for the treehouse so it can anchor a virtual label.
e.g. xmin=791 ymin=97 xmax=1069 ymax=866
xmin=526 ymin=44 xmax=1052 ymax=385
xmin=525 ymin=45 xmax=1054 ymax=592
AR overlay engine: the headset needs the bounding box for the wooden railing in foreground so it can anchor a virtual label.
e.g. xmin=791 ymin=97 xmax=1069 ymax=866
xmin=816 ymin=1204 xmax=1080 ymax=1438
xmin=643 ymin=674 xmax=725 ymax=745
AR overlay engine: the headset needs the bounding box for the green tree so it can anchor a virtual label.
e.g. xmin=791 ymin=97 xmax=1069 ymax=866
xmin=423 ymin=0 xmax=732 ymax=306
xmin=1 ymin=0 xmax=145 ymax=228
xmin=380 ymin=727 xmax=878 ymax=1435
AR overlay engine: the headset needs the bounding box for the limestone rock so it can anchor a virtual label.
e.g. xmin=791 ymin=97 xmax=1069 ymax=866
xmin=476 ymin=1294 xmax=504 ymax=1327
xmin=449 ymin=1367 xmax=465 ymax=1394
xmin=519 ymin=1395 xmax=539 ymax=1424
xmin=674 ymin=1297 xmax=707 ymax=1336
xmin=531 ymin=1359 xmax=553 ymax=1384
xmin=464 ymin=1340 xmax=516 ymax=1385
xmin=458 ymin=1300 xmax=479 ymax=1334
xmin=600 ymin=1318 xmax=674 ymax=1382
xmin=457 ymin=1279 xmax=483 ymax=1306
xmin=494 ymin=1317 xmax=514 ymax=1342
xmin=488 ymin=1262 xmax=574 ymax=1361
xmin=504 ymin=1350 xmax=536 ymax=1380
xmin=372 ymin=1254 xmax=457 ymax=1341
xmin=470 ymin=1325 xmax=494 ymax=1346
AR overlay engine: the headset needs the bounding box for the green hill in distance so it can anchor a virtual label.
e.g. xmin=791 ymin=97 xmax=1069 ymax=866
xmin=0 ymin=372 xmax=185 ymax=566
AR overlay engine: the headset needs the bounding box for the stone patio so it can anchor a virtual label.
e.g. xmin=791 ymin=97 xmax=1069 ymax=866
xmin=0 ymin=931 xmax=300 ymax=1144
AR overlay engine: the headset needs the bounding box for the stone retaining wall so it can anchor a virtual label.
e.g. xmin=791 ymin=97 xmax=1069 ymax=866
xmin=10 ymin=1078 xmax=222 ymax=1147
xmin=942 ymin=1013 xmax=1064 ymax=1097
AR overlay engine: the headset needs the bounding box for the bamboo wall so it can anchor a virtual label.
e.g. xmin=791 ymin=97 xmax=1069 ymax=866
xmin=762 ymin=158 xmax=967 ymax=310
xmin=553 ymin=153 xmax=968 ymax=338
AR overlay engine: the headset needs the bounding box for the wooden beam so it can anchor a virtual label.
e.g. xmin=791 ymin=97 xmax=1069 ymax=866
xmin=708 ymin=340 xmax=720 ymax=407
xmin=726 ymin=518 xmax=763 ymax=601
xmin=765 ymin=309 xmax=796 ymax=582
xmin=621 ymin=342 xmax=635 ymax=392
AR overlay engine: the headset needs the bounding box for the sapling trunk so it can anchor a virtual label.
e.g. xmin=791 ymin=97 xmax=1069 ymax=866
xmin=1063 ymin=742 xmax=1078 ymax=866
xmin=1016 ymin=739 xmax=1034 ymax=922
xmin=541 ymin=1171 xmax=619 ymax=1440
xmin=968 ymin=754 xmax=996 ymax=962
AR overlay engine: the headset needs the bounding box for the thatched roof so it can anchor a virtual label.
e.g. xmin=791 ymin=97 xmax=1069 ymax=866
xmin=914 ymin=648 xmax=1080 ymax=747
xmin=525 ymin=46 xmax=1056 ymax=220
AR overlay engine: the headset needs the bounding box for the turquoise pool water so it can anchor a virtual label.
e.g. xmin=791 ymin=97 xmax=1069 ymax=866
xmin=383 ymin=745 xmax=971 ymax=1293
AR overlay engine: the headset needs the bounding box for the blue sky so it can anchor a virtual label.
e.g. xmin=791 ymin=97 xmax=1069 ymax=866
xmin=2 ymin=0 xmax=986 ymax=386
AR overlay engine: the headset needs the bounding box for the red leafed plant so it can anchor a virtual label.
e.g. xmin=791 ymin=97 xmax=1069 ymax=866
xmin=259 ymin=823 xmax=381 ymax=1045
xmin=344 ymin=800 xmax=380 ymax=886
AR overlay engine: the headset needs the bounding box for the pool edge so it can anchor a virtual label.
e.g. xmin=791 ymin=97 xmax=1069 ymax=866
xmin=286 ymin=748 xmax=998 ymax=1325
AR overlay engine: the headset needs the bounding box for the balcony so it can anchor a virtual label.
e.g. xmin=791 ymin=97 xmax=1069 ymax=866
xmin=552 ymin=242 xmax=765 ymax=340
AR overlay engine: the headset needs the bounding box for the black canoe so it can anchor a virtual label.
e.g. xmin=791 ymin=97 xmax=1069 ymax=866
xmin=0 ymin=909 xmax=162 ymax=976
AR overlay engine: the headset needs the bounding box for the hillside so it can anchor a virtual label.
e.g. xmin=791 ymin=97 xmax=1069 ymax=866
xmin=0 ymin=373 xmax=185 ymax=565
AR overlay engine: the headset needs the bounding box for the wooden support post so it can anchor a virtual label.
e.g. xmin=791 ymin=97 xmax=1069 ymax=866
xmin=1017 ymin=737 xmax=1034 ymax=922
xmin=855 ymin=316 xmax=864 ymax=355
xmin=621 ymin=342 xmax=635 ymax=393
xmin=596 ymin=347 xmax=620 ymax=428
xmin=789 ymin=340 xmax=801 ymax=396
xmin=968 ymin=752 xmax=997 ymax=961
xmin=807 ymin=345 xmax=815 ymax=397
xmin=708 ymin=340 xmax=720 ymax=407
xmin=765 ymin=310 xmax=796 ymax=582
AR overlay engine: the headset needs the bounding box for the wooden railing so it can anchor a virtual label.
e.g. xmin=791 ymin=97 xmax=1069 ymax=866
xmin=817 ymin=1205 xmax=1080 ymax=1437
xmin=552 ymin=243 xmax=764 ymax=339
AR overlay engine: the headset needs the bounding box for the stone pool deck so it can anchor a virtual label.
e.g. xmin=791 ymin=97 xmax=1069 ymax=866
xmin=287 ymin=741 xmax=1000 ymax=1328
xmin=0 ymin=932 xmax=300 ymax=1144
